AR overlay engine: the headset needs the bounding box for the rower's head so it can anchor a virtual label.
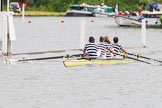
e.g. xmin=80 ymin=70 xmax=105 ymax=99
xmin=99 ymin=36 xmax=103 ymax=42
xmin=113 ymin=37 xmax=119 ymax=43
xmin=103 ymin=36 xmax=111 ymax=44
xmin=89 ymin=36 xmax=95 ymax=43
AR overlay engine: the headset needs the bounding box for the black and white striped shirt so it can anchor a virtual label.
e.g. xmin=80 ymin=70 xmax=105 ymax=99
xmin=97 ymin=42 xmax=112 ymax=59
xmin=84 ymin=43 xmax=97 ymax=59
xmin=111 ymin=43 xmax=123 ymax=56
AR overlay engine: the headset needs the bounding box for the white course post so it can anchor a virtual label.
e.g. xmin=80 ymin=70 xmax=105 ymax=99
xmin=7 ymin=0 xmax=10 ymax=12
xmin=80 ymin=19 xmax=85 ymax=49
xmin=0 ymin=12 xmax=16 ymax=55
xmin=141 ymin=19 xmax=146 ymax=47
xmin=22 ymin=3 xmax=25 ymax=22
xmin=0 ymin=12 xmax=8 ymax=54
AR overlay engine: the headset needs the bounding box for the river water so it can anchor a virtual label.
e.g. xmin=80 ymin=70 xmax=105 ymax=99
xmin=0 ymin=16 xmax=162 ymax=108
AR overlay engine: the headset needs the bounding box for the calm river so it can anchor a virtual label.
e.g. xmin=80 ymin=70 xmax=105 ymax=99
xmin=0 ymin=16 xmax=162 ymax=108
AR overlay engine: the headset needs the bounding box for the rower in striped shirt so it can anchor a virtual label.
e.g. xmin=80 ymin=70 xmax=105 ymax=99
xmin=111 ymin=37 xmax=127 ymax=57
xmin=97 ymin=36 xmax=114 ymax=59
xmin=83 ymin=36 xmax=97 ymax=59
xmin=103 ymin=36 xmax=114 ymax=59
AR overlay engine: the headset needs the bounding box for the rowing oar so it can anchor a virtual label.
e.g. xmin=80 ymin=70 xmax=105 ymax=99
xmin=4 ymin=54 xmax=83 ymax=64
xmin=117 ymin=53 xmax=152 ymax=64
xmin=11 ymin=49 xmax=83 ymax=56
xmin=127 ymin=52 xmax=162 ymax=63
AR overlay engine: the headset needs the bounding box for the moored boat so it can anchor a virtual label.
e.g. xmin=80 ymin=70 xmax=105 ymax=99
xmin=142 ymin=2 xmax=162 ymax=18
xmin=66 ymin=4 xmax=96 ymax=17
xmin=114 ymin=15 xmax=161 ymax=26
xmin=93 ymin=4 xmax=115 ymax=17
xmin=63 ymin=59 xmax=134 ymax=67
xmin=114 ymin=15 xmax=141 ymax=26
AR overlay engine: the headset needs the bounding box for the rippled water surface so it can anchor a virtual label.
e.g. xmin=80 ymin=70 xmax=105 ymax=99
xmin=0 ymin=16 xmax=162 ymax=108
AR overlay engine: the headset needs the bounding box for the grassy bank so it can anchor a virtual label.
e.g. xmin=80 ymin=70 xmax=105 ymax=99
xmin=14 ymin=11 xmax=66 ymax=16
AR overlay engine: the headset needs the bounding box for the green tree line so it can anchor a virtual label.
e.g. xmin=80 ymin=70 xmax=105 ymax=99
xmin=2 ymin=0 xmax=162 ymax=12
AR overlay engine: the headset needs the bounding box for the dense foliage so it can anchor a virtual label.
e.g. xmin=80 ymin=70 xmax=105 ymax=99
xmin=2 ymin=0 xmax=162 ymax=12
xmin=160 ymin=15 xmax=162 ymax=23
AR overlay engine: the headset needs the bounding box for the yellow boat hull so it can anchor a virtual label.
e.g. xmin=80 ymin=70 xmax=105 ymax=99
xmin=63 ymin=59 xmax=134 ymax=67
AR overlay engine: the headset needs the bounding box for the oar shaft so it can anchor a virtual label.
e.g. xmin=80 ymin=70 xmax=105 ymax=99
xmin=18 ymin=56 xmax=64 ymax=62
xmin=18 ymin=54 xmax=83 ymax=62
xmin=127 ymin=53 xmax=162 ymax=63
xmin=116 ymin=53 xmax=151 ymax=64
xmin=126 ymin=56 xmax=151 ymax=64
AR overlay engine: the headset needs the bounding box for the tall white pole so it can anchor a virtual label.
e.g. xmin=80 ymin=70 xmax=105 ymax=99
xmin=22 ymin=3 xmax=25 ymax=22
xmin=80 ymin=19 xmax=85 ymax=49
xmin=0 ymin=0 xmax=2 ymax=11
xmin=142 ymin=19 xmax=146 ymax=47
xmin=7 ymin=0 xmax=10 ymax=12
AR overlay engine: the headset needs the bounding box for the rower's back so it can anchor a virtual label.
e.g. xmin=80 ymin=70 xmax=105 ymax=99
xmin=83 ymin=36 xmax=97 ymax=59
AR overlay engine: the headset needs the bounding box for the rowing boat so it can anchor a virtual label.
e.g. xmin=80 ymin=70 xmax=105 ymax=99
xmin=63 ymin=58 xmax=134 ymax=67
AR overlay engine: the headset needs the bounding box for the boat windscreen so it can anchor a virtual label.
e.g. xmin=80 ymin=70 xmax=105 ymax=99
xmin=70 ymin=6 xmax=84 ymax=11
xmin=87 ymin=7 xmax=96 ymax=12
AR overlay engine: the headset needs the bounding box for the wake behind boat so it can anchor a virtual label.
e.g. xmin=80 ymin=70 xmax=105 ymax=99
xmin=63 ymin=58 xmax=134 ymax=67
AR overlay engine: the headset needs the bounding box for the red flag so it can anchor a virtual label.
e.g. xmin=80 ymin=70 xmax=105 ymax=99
xmin=18 ymin=0 xmax=29 ymax=7
xmin=25 ymin=2 xmax=29 ymax=7
xmin=18 ymin=0 xmax=23 ymax=6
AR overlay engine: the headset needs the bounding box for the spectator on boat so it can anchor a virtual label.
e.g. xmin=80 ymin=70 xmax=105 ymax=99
xmin=131 ymin=11 xmax=138 ymax=16
xmin=123 ymin=11 xmax=130 ymax=16
xmin=111 ymin=37 xmax=127 ymax=57
xmin=103 ymin=36 xmax=114 ymax=59
xmin=83 ymin=36 xmax=97 ymax=59
xmin=138 ymin=14 xmax=144 ymax=21
xmin=118 ymin=11 xmax=124 ymax=15
xmin=138 ymin=7 xmax=143 ymax=15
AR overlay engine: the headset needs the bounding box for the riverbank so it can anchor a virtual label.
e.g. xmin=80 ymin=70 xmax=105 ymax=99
xmin=14 ymin=11 xmax=66 ymax=16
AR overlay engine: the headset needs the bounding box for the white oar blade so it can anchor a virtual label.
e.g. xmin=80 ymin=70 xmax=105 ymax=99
xmin=4 ymin=59 xmax=18 ymax=64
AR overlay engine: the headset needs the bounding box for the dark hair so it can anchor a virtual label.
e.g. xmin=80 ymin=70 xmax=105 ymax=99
xmin=99 ymin=36 xmax=103 ymax=42
xmin=89 ymin=36 xmax=95 ymax=43
xmin=113 ymin=37 xmax=119 ymax=43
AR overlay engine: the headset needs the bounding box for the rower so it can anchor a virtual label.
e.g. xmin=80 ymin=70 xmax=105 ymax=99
xmin=103 ymin=36 xmax=114 ymax=59
xmin=96 ymin=36 xmax=105 ymax=59
xmin=111 ymin=37 xmax=127 ymax=57
xmin=97 ymin=36 xmax=114 ymax=59
xmin=83 ymin=36 xmax=97 ymax=59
